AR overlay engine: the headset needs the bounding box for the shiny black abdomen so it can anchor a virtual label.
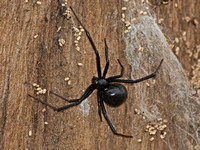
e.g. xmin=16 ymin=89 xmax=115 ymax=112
xmin=102 ymin=84 xmax=128 ymax=107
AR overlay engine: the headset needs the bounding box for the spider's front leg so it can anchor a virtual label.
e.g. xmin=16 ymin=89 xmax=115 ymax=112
xmin=28 ymin=85 xmax=95 ymax=112
xmin=110 ymin=59 xmax=163 ymax=83
xmin=102 ymin=38 xmax=109 ymax=78
xmin=70 ymin=7 xmax=102 ymax=78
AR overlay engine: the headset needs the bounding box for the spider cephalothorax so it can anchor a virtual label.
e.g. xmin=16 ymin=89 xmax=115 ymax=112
xmin=28 ymin=7 xmax=163 ymax=138
xmin=92 ymin=77 xmax=108 ymax=90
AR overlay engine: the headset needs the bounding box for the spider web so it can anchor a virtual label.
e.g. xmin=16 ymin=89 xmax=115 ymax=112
xmin=122 ymin=1 xmax=200 ymax=149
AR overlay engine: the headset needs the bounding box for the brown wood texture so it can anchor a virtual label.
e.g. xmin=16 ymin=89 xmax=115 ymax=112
xmin=0 ymin=0 xmax=199 ymax=150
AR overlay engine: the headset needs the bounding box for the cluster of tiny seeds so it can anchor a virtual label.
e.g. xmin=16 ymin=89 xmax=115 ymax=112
xmin=32 ymin=83 xmax=47 ymax=95
xmin=121 ymin=1 xmax=149 ymax=34
xmin=73 ymin=26 xmax=84 ymax=51
xmin=64 ymin=77 xmax=71 ymax=85
xmin=167 ymin=14 xmax=199 ymax=95
xmin=134 ymin=108 xmax=168 ymax=142
xmin=121 ymin=11 xmax=133 ymax=34
xmin=58 ymin=38 xmax=65 ymax=47
xmin=63 ymin=7 xmax=71 ymax=19
xmin=145 ymin=118 xmax=168 ymax=141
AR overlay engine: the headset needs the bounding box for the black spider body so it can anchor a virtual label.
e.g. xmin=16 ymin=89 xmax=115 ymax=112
xmin=28 ymin=7 xmax=163 ymax=138
xmin=102 ymin=84 xmax=127 ymax=107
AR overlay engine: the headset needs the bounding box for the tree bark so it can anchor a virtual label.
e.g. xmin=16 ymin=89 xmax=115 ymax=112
xmin=0 ymin=0 xmax=199 ymax=150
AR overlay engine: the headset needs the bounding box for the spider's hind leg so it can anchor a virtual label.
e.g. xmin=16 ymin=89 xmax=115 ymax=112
xmin=100 ymin=94 xmax=133 ymax=138
xmin=28 ymin=85 xmax=95 ymax=112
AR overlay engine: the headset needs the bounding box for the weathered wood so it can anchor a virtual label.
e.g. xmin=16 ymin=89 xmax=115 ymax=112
xmin=0 ymin=0 xmax=199 ymax=150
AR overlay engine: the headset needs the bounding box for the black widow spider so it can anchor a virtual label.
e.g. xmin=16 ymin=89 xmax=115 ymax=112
xmin=28 ymin=7 xmax=163 ymax=138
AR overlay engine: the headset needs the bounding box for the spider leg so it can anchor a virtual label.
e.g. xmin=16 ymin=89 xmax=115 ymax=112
xmin=100 ymin=95 xmax=133 ymax=138
xmin=28 ymin=85 xmax=95 ymax=112
xmin=70 ymin=7 xmax=102 ymax=78
xmin=103 ymin=38 xmax=109 ymax=78
xmin=110 ymin=59 xmax=163 ymax=83
xmin=97 ymin=91 xmax=102 ymax=121
xmin=49 ymin=91 xmax=79 ymax=103
xmin=107 ymin=59 xmax=124 ymax=81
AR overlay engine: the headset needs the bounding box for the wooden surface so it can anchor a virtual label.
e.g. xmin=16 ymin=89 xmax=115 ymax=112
xmin=0 ymin=0 xmax=199 ymax=150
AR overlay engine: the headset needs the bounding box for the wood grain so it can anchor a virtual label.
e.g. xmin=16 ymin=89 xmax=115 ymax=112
xmin=0 ymin=0 xmax=199 ymax=149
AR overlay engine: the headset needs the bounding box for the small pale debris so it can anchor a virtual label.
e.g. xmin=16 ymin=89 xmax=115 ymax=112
xmin=34 ymin=34 xmax=38 ymax=39
xmin=121 ymin=18 xmax=125 ymax=22
xmin=175 ymin=47 xmax=180 ymax=55
xmin=65 ymin=77 xmax=70 ymax=81
xmin=138 ymin=47 xmax=144 ymax=52
xmin=33 ymin=83 xmax=38 ymax=87
xmin=125 ymin=21 xmax=130 ymax=27
xmin=193 ymin=19 xmax=199 ymax=25
xmin=123 ymin=0 xmax=128 ymax=2
xmin=175 ymin=37 xmax=179 ymax=43
xmin=78 ymin=63 xmax=83 ymax=66
xmin=185 ymin=16 xmax=191 ymax=22
xmin=58 ymin=38 xmax=65 ymax=47
xmin=127 ymin=26 xmax=132 ymax=30
xmin=76 ymin=36 xmax=81 ymax=41
xmin=73 ymin=26 xmax=79 ymax=32
xmin=122 ymin=7 xmax=127 ymax=10
xmin=137 ymin=139 xmax=142 ymax=143
xmin=76 ymin=46 xmax=80 ymax=51
xmin=74 ymin=40 xmax=79 ymax=44
xmin=36 ymin=87 xmax=42 ymax=91
xmin=122 ymin=13 xmax=125 ymax=19
xmin=68 ymin=80 xmax=71 ymax=85
xmin=57 ymin=26 xmax=62 ymax=32
xmin=131 ymin=18 xmax=136 ymax=22
xmin=175 ymin=3 xmax=178 ymax=7
xmin=139 ymin=11 xmax=144 ymax=15
xmin=182 ymin=31 xmax=186 ymax=36
xmin=149 ymin=129 xmax=157 ymax=135
xmin=149 ymin=137 xmax=154 ymax=141
xmin=153 ymin=79 xmax=156 ymax=84
xmin=146 ymin=82 xmax=150 ymax=87
xmin=29 ymin=130 xmax=32 ymax=136
xmin=157 ymin=118 xmax=163 ymax=122
xmin=163 ymin=1 xmax=168 ymax=5
xmin=157 ymin=124 xmax=167 ymax=131
xmin=143 ymin=11 xmax=147 ymax=15
xmin=44 ymin=122 xmax=48 ymax=125
xmin=158 ymin=18 xmax=164 ymax=24
xmin=25 ymin=0 xmax=28 ymax=2
xmin=134 ymin=108 xmax=141 ymax=115
xmin=42 ymin=89 xmax=47 ymax=94
xmin=124 ymin=30 xmax=129 ymax=34
xmin=75 ymin=43 xmax=79 ymax=47
xmin=42 ymin=108 xmax=46 ymax=112
xmin=36 ymin=1 xmax=41 ymax=5
xmin=160 ymin=131 xmax=167 ymax=139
